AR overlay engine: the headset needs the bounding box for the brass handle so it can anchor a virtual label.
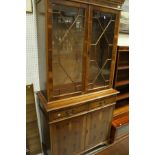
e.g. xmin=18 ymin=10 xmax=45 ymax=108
xmin=57 ymin=113 xmax=61 ymax=117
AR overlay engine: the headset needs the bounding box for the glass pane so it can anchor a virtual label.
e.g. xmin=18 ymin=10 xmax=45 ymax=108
xmin=88 ymin=10 xmax=115 ymax=90
xmin=52 ymin=4 xmax=85 ymax=97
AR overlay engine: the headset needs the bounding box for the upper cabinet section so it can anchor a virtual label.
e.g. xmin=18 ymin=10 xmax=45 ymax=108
xmin=36 ymin=0 xmax=125 ymax=102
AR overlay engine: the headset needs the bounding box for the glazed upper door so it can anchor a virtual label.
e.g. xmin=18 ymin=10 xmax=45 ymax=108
xmin=50 ymin=1 xmax=88 ymax=99
xmin=47 ymin=1 xmax=120 ymax=100
xmin=87 ymin=7 xmax=118 ymax=91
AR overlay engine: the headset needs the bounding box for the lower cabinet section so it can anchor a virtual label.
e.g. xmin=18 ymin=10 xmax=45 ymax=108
xmin=38 ymin=93 xmax=117 ymax=155
xmin=50 ymin=105 xmax=114 ymax=155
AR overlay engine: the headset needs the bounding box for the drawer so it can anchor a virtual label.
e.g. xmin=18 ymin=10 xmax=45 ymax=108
xmin=51 ymin=109 xmax=67 ymax=120
xmin=89 ymin=101 xmax=103 ymax=110
xmin=50 ymin=104 xmax=88 ymax=121
xmin=89 ymin=96 xmax=116 ymax=110
xmin=104 ymin=96 xmax=116 ymax=104
xmin=71 ymin=104 xmax=88 ymax=114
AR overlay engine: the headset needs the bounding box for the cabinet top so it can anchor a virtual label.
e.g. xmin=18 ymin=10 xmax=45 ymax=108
xmin=68 ymin=0 xmax=125 ymax=9
xmin=37 ymin=88 xmax=119 ymax=112
xmin=44 ymin=0 xmax=125 ymax=10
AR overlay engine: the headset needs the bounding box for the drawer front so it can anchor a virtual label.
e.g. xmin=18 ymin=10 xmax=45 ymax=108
xmin=50 ymin=96 xmax=116 ymax=122
xmin=104 ymin=96 xmax=116 ymax=104
xmin=50 ymin=104 xmax=88 ymax=121
xmin=89 ymin=96 xmax=116 ymax=110
xmin=72 ymin=104 xmax=88 ymax=114
xmin=51 ymin=109 xmax=67 ymax=120
xmin=89 ymin=101 xmax=103 ymax=110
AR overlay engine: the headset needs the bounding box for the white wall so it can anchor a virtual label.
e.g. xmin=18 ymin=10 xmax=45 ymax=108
xmin=26 ymin=0 xmax=40 ymax=91
xmin=118 ymin=33 xmax=129 ymax=46
xmin=26 ymin=0 xmax=43 ymax=154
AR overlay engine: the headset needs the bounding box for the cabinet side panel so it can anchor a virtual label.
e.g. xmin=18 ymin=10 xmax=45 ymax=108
xmin=38 ymin=100 xmax=51 ymax=155
xmin=36 ymin=0 xmax=47 ymax=97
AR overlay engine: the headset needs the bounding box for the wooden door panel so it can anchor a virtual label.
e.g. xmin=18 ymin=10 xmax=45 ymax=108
xmin=85 ymin=105 xmax=114 ymax=150
xmin=51 ymin=115 xmax=86 ymax=155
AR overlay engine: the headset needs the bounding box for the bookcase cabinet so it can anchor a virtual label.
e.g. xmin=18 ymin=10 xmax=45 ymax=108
xmin=36 ymin=0 xmax=125 ymax=155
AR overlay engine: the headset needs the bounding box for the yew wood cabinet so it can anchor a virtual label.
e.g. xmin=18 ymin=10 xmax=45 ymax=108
xmin=36 ymin=0 xmax=125 ymax=155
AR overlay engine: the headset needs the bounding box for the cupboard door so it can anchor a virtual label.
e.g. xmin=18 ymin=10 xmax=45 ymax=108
xmin=50 ymin=2 xmax=87 ymax=98
xmin=51 ymin=115 xmax=86 ymax=155
xmin=88 ymin=9 xmax=117 ymax=90
xmin=85 ymin=105 xmax=114 ymax=150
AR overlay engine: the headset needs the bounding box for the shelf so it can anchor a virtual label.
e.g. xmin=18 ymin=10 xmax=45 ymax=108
xmin=115 ymin=80 xmax=129 ymax=87
xmin=117 ymin=93 xmax=129 ymax=101
xmin=113 ymin=104 xmax=129 ymax=117
xmin=118 ymin=65 xmax=129 ymax=70
xmin=119 ymin=50 xmax=129 ymax=52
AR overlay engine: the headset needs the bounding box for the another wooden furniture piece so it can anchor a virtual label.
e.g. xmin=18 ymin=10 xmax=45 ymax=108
xmin=96 ymin=135 xmax=129 ymax=155
xmin=26 ymin=84 xmax=42 ymax=155
xmin=36 ymin=0 xmax=125 ymax=155
xmin=113 ymin=45 xmax=129 ymax=117
xmin=110 ymin=112 xmax=129 ymax=143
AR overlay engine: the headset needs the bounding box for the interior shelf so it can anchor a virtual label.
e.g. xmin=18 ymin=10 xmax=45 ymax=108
xmin=113 ymin=104 xmax=129 ymax=117
xmin=118 ymin=50 xmax=129 ymax=52
xmin=117 ymin=92 xmax=129 ymax=101
xmin=113 ymin=45 xmax=129 ymax=119
xmin=115 ymin=80 xmax=129 ymax=87
xmin=118 ymin=65 xmax=129 ymax=70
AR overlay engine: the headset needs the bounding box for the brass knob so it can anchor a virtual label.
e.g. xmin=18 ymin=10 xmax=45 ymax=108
xmin=57 ymin=113 xmax=61 ymax=117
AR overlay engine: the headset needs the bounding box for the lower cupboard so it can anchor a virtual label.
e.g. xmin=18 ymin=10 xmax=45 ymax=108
xmin=51 ymin=105 xmax=114 ymax=155
xmin=38 ymin=90 xmax=118 ymax=155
